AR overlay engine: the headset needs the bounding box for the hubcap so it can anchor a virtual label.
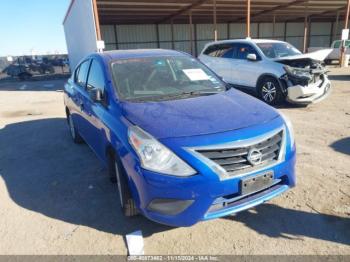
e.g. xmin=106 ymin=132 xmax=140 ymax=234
xmin=115 ymin=162 xmax=124 ymax=208
xmin=262 ymin=81 xmax=277 ymax=102
xmin=68 ymin=115 xmax=76 ymax=139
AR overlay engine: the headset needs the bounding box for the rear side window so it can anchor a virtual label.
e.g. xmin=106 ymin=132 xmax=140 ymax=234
xmin=333 ymin=41 xmax=341 ymax=48
xmin=235 ymin=44 xmax=259 ymax=60
xmin=203 ymin=44 xmax=220 ymax=57
xmin=204 ymin=44 xmax=236 ymax=58
xmin=332 ymin=40 xmax=350 ymax=48
xmin=87 ymin=59 xmax=105 ymax=92
xmin=76 ymin=60 xmax=91 ymax=87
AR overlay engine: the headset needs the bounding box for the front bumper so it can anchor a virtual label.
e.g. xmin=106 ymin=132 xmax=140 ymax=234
xmin=122 ymin=118 xmax=296 ymax=227
xmin=138 ymin=153 xmax=295 ymax=227
xmin=286 ymin=75 xmax=331 ymax=105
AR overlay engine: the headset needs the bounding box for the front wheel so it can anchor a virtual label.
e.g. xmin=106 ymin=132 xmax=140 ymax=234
xmin=108 ymin=152 xmax=138 ymax=217
xmin=257 ymin=77 xmax=284 ymax=105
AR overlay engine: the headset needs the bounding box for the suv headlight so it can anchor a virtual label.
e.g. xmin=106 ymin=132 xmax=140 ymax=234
xmin=279 ymin=112 xmax=295 ymax=149
xmin=128 ymin=126 xmax=196 ymax=177
xmin=284 ymin=65 xmax=312 ymax=81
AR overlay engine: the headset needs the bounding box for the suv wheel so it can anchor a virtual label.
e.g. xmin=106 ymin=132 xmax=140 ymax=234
xmin=108 ymin=152 xmax=138 ymax=217
xmin=67 ymin=113 xmax=83 ymax=143
xmin=258 ymin=77 xmax=284 ymax=105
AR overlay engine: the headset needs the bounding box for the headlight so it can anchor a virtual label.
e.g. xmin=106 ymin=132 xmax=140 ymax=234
xmin=128 ymin=126 xmax=196 ymax=177
xmin=284 ymin=65 xmax=312 ymax=81
xmin=279 ymin=112 xmax=295 ymax=149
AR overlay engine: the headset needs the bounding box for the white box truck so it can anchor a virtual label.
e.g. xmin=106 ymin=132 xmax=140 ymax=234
xmin=63 ymin=0 xmax=101 ymax=70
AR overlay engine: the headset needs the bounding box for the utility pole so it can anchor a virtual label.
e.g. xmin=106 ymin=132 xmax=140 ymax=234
xmin=213 ymin=0 xmax=218 ymax=41
xmin=246 ymin=0 xmax=251 ymax=38
xmin=340 ymin=0 xmax=350 ymax=66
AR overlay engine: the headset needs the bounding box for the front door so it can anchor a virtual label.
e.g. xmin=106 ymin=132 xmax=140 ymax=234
xmin=234 ymin=43 xmax=263 ymax=88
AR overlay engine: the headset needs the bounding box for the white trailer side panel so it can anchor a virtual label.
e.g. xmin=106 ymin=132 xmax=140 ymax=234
xmin=63 ymin=0 xmax=97 ymax=70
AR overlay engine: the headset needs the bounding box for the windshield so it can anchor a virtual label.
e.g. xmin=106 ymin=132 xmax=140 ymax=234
xmin=111 ymin=55 xmax=225 ymax=102
xmin=257 ymin=42 xmax=301 ymax=59
xmin=333 ymin=40 xmax=350 ymax=48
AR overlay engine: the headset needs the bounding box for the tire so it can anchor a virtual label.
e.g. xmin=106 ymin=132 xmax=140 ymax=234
xmin=257 ymin=77 xmax=284 ymax=106
xmin=324 ymin=59 xmax=332 ymax=65
xmin=67 ymin=113 xmax=83 ymax=144
xmin=108 ymin=152 xmax=138 ymax=217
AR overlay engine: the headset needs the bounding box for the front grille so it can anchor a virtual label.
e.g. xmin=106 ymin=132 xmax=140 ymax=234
xmin=195 ymin=130 xmax=283 ymax=177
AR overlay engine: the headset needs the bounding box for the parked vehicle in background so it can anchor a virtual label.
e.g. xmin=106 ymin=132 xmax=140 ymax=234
xmin=308 ymin=40 xmax=350 ymax=65
xmin=2 ymin=64 xmax=32 ymax=80
xmin=64 ymin=49 xmax=296 ymax=227
xmin=199 ymin=39 xmax=332 ymax=105
xmin=29 ymin=62 xmax=55 ymax=74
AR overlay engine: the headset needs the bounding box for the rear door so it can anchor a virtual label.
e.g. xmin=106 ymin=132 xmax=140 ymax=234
xmin=81 ymin=58 xmax=108 ymax=159
xmin=199 ymin=43 xmax=239 ymax=84
xmin=70 ymin=59 xmax=91 ymax=139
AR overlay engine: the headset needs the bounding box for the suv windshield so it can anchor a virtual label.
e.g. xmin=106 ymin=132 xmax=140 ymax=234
xmin=257 ymin=42 xmax=301 ymax=59
xmin=111 ymin=55 xmax=225 ymax=102
xmin=333 ymin=40 xmax=350 ymax=48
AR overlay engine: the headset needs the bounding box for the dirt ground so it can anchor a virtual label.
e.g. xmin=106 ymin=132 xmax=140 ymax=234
xmin=0 ymin=68 xmax=349 ymax=255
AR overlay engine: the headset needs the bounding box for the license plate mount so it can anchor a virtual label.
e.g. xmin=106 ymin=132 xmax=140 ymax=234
xmin=240 ymin=171 xmax=274 ymax=195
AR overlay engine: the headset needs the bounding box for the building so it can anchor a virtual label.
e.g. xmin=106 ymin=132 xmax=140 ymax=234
xmin=63 ymin=0 xmax=350 ymax=69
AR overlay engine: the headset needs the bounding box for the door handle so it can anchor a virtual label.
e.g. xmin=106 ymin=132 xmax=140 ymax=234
xmin=79 ymin=101 xmax=84 ymax=111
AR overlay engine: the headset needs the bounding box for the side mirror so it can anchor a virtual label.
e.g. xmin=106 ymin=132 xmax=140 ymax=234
xmin=89 ymin=88 xmax=103 ymax=102
xmin=247 ymin=53 xmax=257 ymax=61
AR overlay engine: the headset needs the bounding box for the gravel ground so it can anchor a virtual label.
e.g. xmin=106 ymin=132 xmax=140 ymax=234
xmin=0 ymin=68 xmax=349 ymax=255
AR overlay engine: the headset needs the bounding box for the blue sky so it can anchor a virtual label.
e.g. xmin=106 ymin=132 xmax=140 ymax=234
xmin=0 ymin=0 xmax=71 ymax=56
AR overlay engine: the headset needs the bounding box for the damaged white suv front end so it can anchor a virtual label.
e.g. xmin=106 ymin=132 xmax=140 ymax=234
xmin=199 ymin=39 xmax=332 ymax=106
xmin=275 ymin=49 xmax=332 ymax=105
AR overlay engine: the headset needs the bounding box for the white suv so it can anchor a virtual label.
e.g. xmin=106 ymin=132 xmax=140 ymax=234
xmin=199 ymin=39 xmax=331 ymax=105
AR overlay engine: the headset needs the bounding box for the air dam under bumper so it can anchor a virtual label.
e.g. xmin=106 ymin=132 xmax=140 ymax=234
xmin=286 ymin=75 xmax=331 ymax=104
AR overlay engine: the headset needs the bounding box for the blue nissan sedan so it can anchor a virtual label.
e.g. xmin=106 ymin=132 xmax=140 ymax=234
xmin=64 ymin=49 xmax=296 ymax=227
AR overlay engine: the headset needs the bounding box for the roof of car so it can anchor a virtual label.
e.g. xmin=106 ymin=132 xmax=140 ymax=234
xmin=204 ymin=38 xmax=285 ymax=47
xmin=101 ymin=49 xmax=187 ymax=61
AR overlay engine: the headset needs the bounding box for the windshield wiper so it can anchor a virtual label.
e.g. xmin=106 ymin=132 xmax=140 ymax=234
xmin=127 ymin=89 xmax=222 ymax=102
xmin=180 ymin=90 xmax=222 ymax=96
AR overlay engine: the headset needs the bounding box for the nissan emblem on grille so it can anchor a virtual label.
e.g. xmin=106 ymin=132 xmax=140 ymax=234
xmin=247 ymin=148 xmax=263 ymax=166
xmin=194 ymin=130 xmax=283 ymax=177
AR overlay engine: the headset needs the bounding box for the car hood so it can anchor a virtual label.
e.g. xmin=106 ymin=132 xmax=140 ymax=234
xmin=273 ymin=49 xmax=333 ymax=62
xmin=121 ymin=89 xmax=279 ymax=139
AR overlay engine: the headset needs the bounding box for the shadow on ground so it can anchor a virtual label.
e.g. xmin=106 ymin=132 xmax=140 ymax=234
xmin=224 ymin=204 xmax=350 ymax=246
xmin=0 ymin=78 xmax=68 ymax=91
xmin=0 ymin=118 xmax=171 ymax=237
xmin=328 ymin=74 xmax=350 ymax=81
xmin=330 ymin=137 xmax=350 ymax=155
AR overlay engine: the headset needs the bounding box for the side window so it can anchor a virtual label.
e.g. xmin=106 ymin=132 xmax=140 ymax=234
xmin=204 ymin=44 xmax=236 ymax=58
xmin=236 ymin=44 xmax=260 ymax=60
xmin=333 ymin=41 xmax=341 ymax=48
xmin=87 ymin=59 xmax=105 ymax=92
xmin=203 ymin=44 xmax=220 ymax=57
xmin=74 ymin=66 xmax=80 ymax=82
xmin=218 ymin=44 xmax=236 ymax=59
xmin=76 ymin=60 xmax=91 ymax=87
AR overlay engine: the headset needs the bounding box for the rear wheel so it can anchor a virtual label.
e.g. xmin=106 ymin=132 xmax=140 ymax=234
xmin=67 ymin=113 xmax=83 ymax=144
xmin=108 ymin=152 xmax=138 ymax=217
xmin=258 ymin=77 xmax=284 ymax=105
xmin=324 ymin=59 xmax=332 ymax=65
